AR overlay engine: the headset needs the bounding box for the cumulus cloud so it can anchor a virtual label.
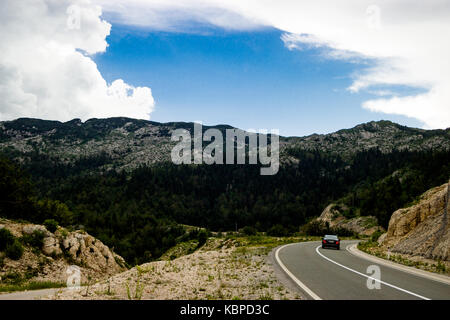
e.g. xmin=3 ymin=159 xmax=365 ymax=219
xmin=0 ymin=0 xmax=155 ymax=122
xmin=95 ymin=0 xmax=450 ymax=128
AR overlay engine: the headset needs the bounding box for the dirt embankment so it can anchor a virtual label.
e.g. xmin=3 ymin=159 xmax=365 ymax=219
xmin=50 ymin=238 xmax=302 ymax=300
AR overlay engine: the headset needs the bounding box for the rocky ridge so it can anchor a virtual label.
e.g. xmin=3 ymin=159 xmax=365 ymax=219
xmin=0 ymin=118 xmax=449 ymax=171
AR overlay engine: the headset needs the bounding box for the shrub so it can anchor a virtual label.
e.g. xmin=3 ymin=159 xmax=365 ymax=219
xmin=267 ymin=224 xmax=289 ymax=237
xmin=371 ymin=230 xmax=384 ymax=242
xmin=197 ymin=229 xmax=208 ymax=246
xmin=1 ymin=272 xmax=23 ymax=284
xmin=43 ymin=219 xmax=59 ymax=233
xmin=35 ymin=199 xmax=74 ymax=226
xmin=303 ymin=220 xmax=327 ymax=236
xmin=332 ymin=226 xmax=356 ymax=237
xmin=0 ymin=228 xmax=15 ymax=251
xmin=5 ymin=239 xmax=24 ymax=260
xmin=21 ymin=230 xmax=46 ymax=249
xmin=303 ymin=220 xmax=355 ymax=237
xmin=241 ymin=226 xmax=258 ymax=236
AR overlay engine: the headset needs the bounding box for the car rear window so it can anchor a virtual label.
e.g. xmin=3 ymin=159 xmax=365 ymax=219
xmin=324 ymin=235 xmax=338 ymax=240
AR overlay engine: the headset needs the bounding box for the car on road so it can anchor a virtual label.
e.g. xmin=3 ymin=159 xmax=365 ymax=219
xmin=322 ymin=234 xmax=340 ymax=250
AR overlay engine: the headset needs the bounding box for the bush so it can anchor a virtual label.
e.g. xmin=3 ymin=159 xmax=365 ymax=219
xmin=303 ymin=220 xmax=328 ymax=236
xmin=267 ymin=224 xmax=289 ymax=237
xmin=241 ymin=226 xmax=258 ymax=236
xmin=371 ymin=230 xmax=384 ymax=242
xmin=35 ymin=199 xmax=74 ymax=226
xmin=303 ymin=220 xmax=356 ymax=237
xmin=5 ymin=239 xmax=24 ymax=260
xmin=21 ymin=230 xmax=46 ymax=249
xmin=43 ymin=219 xmax=59 ymax=233
xmin=0 ymin=228 xmax=15 ymax=251
xmin=332 ymin=226 xmax=356 ymax=237
xmin=197 ymin=229 xmax=208 ymax=246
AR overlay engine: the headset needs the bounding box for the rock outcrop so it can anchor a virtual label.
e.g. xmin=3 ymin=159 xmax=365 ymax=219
xmin=0 ymin=219 xmax=126 ymax=284
xmin=317 ymin=204 xmax=382 ymax=236
xmin=381 ymin=182 xmax=449 ymax=261
xmin=59 ymin=230 xmax=126 ymax=273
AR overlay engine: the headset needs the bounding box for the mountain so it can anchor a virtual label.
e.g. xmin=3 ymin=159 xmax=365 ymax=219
xmin=0 ymin=117 xmax=449 ymax=264
xmin=0 ymin=117 xmax=449 ymax=172
xmin=284 ymin=120 xmax=450 ymax=158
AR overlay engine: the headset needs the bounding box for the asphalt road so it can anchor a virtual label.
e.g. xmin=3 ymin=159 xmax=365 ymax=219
xmin=276 ymin=240 xmax=450 ymax=300
xmin=0 ymin=287 xmax=62 ymax=300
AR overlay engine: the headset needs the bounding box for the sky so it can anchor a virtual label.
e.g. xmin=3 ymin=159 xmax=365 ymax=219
xmin=0 ymin=1 xmax=449 ymax=137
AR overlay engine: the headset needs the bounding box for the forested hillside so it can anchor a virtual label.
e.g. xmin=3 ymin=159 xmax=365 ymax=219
xmin=1 ymin=118 xmax=449 ymax=264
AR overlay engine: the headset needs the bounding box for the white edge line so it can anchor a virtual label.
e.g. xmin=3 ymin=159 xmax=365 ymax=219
xmin=315 ymin=245 xmax=430 ymax=300
xmin=275 ymin=243 xmax=322 ymax=300
xmin=346 ymin=243 xmax=450 ymax=286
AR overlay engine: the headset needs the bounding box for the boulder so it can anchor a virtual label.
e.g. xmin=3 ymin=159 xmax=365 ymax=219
xmin=42 ymin=236 xmax=62 ymax=256
xmin=61 ymin=232 xmax=124 ymax=273
xmin=22 ymin=224 xmax=50 ymax=236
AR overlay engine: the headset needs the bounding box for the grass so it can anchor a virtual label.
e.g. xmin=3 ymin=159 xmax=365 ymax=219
xmin=357 ymin=240 xmax=448 ymax=275
xmin=0 ymin=281 xmax=65 ymax=293
xmin=126 ymin=268 xmax=145 ymax=300
xmin=225 ymin=234 xmax=323 ymax=250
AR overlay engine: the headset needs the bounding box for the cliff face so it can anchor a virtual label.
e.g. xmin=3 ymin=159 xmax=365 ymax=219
xmin=381 ymin=182 xmax=449 ymax=261
xmin=0 ymin=219 xmax=126 ymax=284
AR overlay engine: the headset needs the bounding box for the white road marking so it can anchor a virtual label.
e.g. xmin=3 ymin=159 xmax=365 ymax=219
xmin=315 ymin=245 xmax=431 ymax=300
xmin=346 ymin=243 xmax=450 ymax=285
xmin=275 ymin=243 xmax=322 ymax=300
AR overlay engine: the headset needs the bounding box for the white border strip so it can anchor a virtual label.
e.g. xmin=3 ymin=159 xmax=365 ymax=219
xmin=315 ymin=245 xmax=430 ymax=300
xmin=275 ymin=243 xmax=322 ymax=300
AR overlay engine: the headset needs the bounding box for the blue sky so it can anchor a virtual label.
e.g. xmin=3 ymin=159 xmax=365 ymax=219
xmin=94 ymin=24 xmax=423 ymax=137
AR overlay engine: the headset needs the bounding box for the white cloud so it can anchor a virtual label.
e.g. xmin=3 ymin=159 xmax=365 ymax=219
xmin=94 ymin=0 xmax=450 ymax=129
xmin=0 ymin=0 xmax=155 ymax=122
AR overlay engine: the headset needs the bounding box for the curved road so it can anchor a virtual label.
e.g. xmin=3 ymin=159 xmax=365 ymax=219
xmin=276 ymin=240 xmax=450 ymax=300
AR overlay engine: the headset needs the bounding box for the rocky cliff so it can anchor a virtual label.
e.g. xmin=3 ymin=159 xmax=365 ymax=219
xmin=0 ymin=219 xmax=126 ymax=284
xmin=381 ymin=181 xmax=449 ymax=261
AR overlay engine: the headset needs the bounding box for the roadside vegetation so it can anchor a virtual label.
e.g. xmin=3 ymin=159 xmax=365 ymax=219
xmin=0 ymin=269 xmax=65 ymax=293
xmin=357 ymin=239 xmax=448 ymax=275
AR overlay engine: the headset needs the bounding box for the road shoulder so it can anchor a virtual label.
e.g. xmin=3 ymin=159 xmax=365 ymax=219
xmin=347 ymin=243 xmax=450 ymax=285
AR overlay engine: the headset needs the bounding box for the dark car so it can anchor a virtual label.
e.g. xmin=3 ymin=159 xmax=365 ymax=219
xmin=322 ymin=234 xmax=340 ymax=250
